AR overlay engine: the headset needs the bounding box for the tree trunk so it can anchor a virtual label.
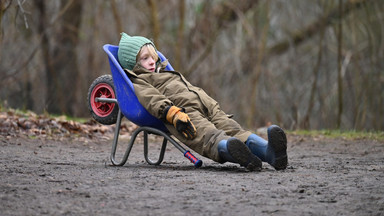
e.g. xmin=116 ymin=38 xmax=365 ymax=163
xmin=0 ymin=0 xmax=12 ymax=58
xmin=147 ymin=0 xmax=160 ymax=48
xmin=247 ymin=1 xmax=270 ymax=128
xmin=110 ymin=0 xmax=123 ymax=35
xmin=41 ymin=0 xmax=83 ymax=115
xmin=174 ymin=0 xmax=185 ymax=71
xmin=337 ymin=0 xmax=343 ymax=129
xmin=301 ymin=29 xmax=325 ymax=129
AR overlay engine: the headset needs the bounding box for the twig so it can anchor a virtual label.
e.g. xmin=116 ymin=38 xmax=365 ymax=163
xmin=17 ymin=0 xmax=29 ymax=29
xmin=2 ymin=0 xmax=75 ymax=83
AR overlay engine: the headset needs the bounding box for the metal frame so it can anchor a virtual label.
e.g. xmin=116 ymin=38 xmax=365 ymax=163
xmin=96 ymin=97 xmax=202 ymax=167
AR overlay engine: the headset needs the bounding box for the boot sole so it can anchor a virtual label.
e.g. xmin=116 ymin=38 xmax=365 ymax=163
xmin=268 ymin=126 xmax=288 ymax=170
xmin=227 ymin=138 xmax=262 ymax=171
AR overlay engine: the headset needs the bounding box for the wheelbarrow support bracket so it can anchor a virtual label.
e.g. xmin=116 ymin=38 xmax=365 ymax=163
xmin=110 ymin=110 xmax=203 ymax=168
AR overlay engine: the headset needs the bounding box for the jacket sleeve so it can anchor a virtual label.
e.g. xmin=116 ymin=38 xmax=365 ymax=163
xmin=130 ymin=77 xmax=173 ymax=120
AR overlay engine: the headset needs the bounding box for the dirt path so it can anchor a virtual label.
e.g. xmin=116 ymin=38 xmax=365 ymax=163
xmin=1 ymin=133 xmax=383 ymax=216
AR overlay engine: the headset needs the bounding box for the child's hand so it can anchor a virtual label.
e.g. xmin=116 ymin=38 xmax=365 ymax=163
xmin=166 ymin=106 xmax=197 ymax=140
xmin=173 ymin=111 xmax=197 ymax=140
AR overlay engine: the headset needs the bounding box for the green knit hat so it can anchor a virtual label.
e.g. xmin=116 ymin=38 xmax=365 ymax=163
xmin=117 ymin=33 xmax=157 ymax=70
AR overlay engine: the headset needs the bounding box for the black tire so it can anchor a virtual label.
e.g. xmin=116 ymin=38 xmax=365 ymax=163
xmin=87 ymin=74 xmax=119 ymax=125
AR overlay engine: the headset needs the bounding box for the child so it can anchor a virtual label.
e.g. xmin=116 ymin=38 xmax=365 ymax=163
xmin=117 ymin=33 xmax=288 ymax=171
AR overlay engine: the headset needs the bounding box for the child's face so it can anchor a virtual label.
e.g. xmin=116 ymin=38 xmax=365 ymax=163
xmin=138 ymin=46 xmax=156 ymax=72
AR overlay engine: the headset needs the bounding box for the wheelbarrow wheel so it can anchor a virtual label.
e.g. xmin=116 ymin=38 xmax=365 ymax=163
xmin=87 ymin=74 xmax=119 ymax=125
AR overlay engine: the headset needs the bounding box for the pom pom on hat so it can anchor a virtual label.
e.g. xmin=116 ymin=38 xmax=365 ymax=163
xmin=117 ymin=33 xmax=156 ymax=70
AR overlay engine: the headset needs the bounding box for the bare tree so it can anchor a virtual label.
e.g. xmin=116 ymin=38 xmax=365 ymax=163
xmin=147 ymin=0 xmax=160 ymax=48
xmin=0 ymin=0 xmax=13 ymax=59
xmin=36 ymin=0 xmax=83 ymax=115
xmin=110 ymin=0 xmax=123 ymax=35
xmin=336 ymin=0 xmax=343 ymax=129
xmin=185 ymin=0 xmax=259 ymax=76
xmin=267 ymin=0 xmax=369 ymax=58
xmin=174 ymin=0 xmax=185 ymax=71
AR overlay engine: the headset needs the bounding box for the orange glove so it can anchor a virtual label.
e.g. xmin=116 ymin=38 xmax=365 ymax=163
xmin=165 ymin=106 xmax=197 ymax=140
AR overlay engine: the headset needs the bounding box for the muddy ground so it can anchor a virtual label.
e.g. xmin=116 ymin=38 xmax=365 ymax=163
xmin=1 ymin=129 xmax=383 ymax=216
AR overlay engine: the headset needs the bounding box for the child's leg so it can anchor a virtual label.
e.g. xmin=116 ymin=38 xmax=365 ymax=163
xmin=165 ymin=110 xmax=230 ymax=162
xmin=165 ymin=110 xmax=260 ymax=170
xmin=208 ymin=105 xmax=251 ymax=142
xmin=246 ymin=125 xmax=288 ymax=170
xmin=217 ymin=138 xmax=261 ymax=171
xmin=208 ymin=104 xmax=288 ymax=170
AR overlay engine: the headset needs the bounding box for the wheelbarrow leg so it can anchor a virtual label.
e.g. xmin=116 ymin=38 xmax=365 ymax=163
xmin=139 ymin=127 xmax=203 ymax=168
xmin=110 ymin=109 xmax=138 ymax=166
xmin=143 ymin=133 xmax=168 ymax=165
xmin=109 ymin=114 xmax=202 ymax=167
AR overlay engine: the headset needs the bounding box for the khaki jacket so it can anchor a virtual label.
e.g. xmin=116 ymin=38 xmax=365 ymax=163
xmin=124 ymin=62 xmax=251 ymax=162
xmin=124 ymin=62 xmax=219 ymax=121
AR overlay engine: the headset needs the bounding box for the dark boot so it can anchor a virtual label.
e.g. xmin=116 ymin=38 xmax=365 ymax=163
xmin=218 ymin=137 xmax=262 ymax=171
xmin=246 ymin=125 xmax=288 ymax=170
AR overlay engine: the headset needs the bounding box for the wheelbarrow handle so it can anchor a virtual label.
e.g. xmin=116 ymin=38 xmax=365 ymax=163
xmin=184 ymin=150 xmax=202 ymax=168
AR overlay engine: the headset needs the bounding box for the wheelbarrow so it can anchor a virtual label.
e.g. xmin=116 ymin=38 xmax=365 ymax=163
xmin=87 ymin=44 xmax=202 ymax=168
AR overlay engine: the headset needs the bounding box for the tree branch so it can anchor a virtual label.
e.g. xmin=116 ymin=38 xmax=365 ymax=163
xmin=185 ymin=0 xmax=259 ymax=75
xmin=268 ymin=0 xmax=370 ymax=56
xmin=110 ymin=0 xmax=123 ymax=35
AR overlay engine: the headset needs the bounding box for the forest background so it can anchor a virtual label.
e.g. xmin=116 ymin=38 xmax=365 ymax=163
xmin=1 ymin=0 xmax=383 ymax=131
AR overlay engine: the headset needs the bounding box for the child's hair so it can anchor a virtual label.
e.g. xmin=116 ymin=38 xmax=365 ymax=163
xmin=137 ymin=44 xmax=159 ymax=62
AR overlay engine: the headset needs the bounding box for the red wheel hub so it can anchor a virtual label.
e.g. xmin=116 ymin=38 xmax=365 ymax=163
xmin=90 ymin=83 xmax=116 ymax=117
